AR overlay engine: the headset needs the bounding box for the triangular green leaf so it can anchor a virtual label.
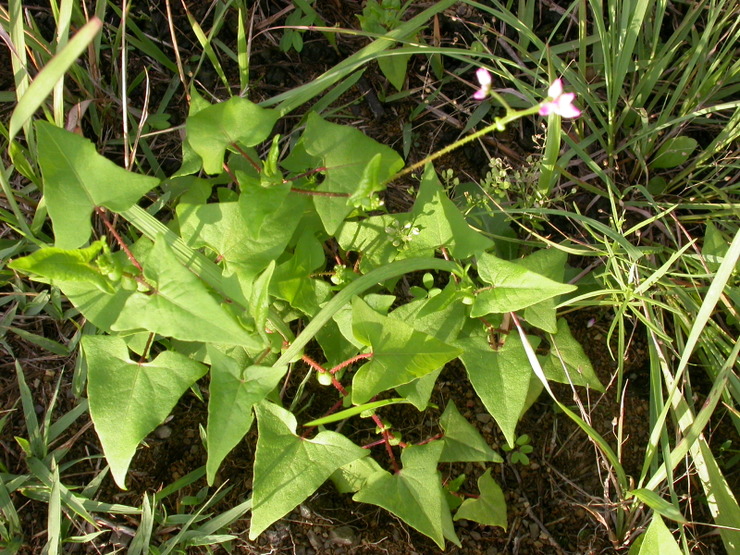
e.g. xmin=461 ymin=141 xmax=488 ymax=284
xmin=454 ymin=469 xmax=507 ymax=529
xmin=250 ymin=402 xmax=367 ymax=539
xmin=632 ymin=515 xmax=683 ymax=555
xmin=439 ymin=401 xmax=501 ymax=463
xmin=457 ymin=334 xmax=533 ymax=446
xmin=9 ymin=239 xmax=113 ymax=293
xmin=351 ymin=297 xmax=462 ymax=404
xmin=330 ymin=457 xmax=384 ymax=494
xmin=36 ymin=121 xmax=159 ymax=249
xmin=471 ymin=252 xmax=576 ymax=317
xmin=301 ymin=112 xmax=403 ymax=234
xmin=543 ymin=319 xmax=604 ymax=391
xmin=353 ymin=442 xmax=460 ymax=549
xmin=407 ymin=164 xmax=494 ymax=259
xmin=185 ymin=97 xmax=280 ymax=174
xmin=394 ymin=368 xmax=442 ymax=411
xmin=519 ymin=248 xmax=568 ymax=333
xmin=83 ymin=335 xmax=208 ymax=489
xmin=206 ymin=348 xmax=286 ymax=485
xmin=177 ymin=192 xmax=307 ymax=278
xmin=112 ymin=236 xmax=263 ymax=348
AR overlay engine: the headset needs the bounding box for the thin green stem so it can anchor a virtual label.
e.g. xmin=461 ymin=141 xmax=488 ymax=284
xmin=382 ymin=105 xmax=541 ymax=185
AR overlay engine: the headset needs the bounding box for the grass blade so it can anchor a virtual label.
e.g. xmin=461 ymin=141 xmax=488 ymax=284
xmin=9 ymin=17 xmax=102 ymax=142
xmin=127 ymin=493 xmax=154 ymax=555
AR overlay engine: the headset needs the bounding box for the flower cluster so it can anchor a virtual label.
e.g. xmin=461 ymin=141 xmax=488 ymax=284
xmin=472 ymin=69 xmax=581 ymax=119
xmin=539 ymin=78 xmax=581 ymax=118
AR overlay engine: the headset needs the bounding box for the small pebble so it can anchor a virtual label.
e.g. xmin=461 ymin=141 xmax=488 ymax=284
xmin=330 ymin=526 xmax=356 ymax=546
xmin=476 ymin=412 xmax=492 ymax=423
xmin=306 ymin=530 xmax=322 ymax=551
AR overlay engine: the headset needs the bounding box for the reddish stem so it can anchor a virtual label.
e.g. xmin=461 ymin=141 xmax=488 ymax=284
xmin=330 ymin=352 xmax=372 ymax=374
xmin=231 ymin=143 xmax=262 ymax=173
xmin=371 ymin=413 xmax=399 ymax=473
xmin=362 ymin=438 xmax=387 ymax=449
xmin=222 ymin=162 xmax=238 ymax=185
xmin=301 ymin=354 xmax=326 ymax=373
xmin=416 ymin=433 xmax=444 ymax=446
xmin=285 ymin=166 xmax=328 ymax=182
xmin=95 ymin=207 xmax=143 ymax=272
xmin=331 ymin=375 xmax=349 ymax=396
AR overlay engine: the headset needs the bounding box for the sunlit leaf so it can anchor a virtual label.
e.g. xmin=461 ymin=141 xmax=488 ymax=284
xmin=353 ymin=442 xmax=460 ymax=549
xmin=83 ymin=335 xmax=208 ymax=489
xmin=439 ymin=401 xmax=501 ymax=463
xmin=185 ymin=97 xmax=279 ymax=174
xmin=630 ymin=514 xmax=683 ymax=555
xmin=9 ymin=239 xmax=113 ymax=293
xmin=471 ymin=252 xmax=576 ymax=317
xmin=351 ymin=297 xmax=461 ymax=404
xmin=407 ymin=164 xmax=493 ymax=259
xmin=111 ymin=236 xmax=263 ymax=347
xmin=454 ymin=469 xmax=507 ymax=529
xmin=36 ymin=122 xmax=159 ymax=249
xmin=519 ymin=248 xmax=568 ymax=333
xmin=543 ymin=319 xmax=604 ymax=391
xmin=250 ymin=401 xmax=367 ymax=539
xmin=301 ymin=112 xmax=403 ymax=234
xmin=457 ymin=334 xmax=534 ymax=447
xmin=206 ymin=349 xmax=286 ymax=485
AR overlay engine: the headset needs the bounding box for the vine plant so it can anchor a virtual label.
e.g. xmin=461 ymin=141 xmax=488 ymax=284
xmin=9 ymin=75 xmax=601 ymax=548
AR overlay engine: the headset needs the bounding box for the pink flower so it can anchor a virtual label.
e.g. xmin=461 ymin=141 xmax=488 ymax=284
xmin=473 ymin=68 xmax=492 ymax=100
xmin=539 ymin=79 xmax=581 ymax=118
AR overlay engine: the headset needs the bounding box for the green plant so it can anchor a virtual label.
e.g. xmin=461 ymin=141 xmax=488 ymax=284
xmin=461 ymin=0 xmax=740 ymax=551
xmin=502 ymin=433 xmax=533 ymax=465
xmin=357 ymin=0 xmax=415 ymax=91
xmin=3 ymin=0 xmax=738 ymax=552
xmin=5 ymin=39 xmax=602 ymax=545
xmin=279 ymin=0 xmax=333 ymax=54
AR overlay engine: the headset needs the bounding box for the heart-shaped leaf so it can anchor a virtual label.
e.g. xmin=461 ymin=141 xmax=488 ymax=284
xmin=301 ymin=112 xmax=403 ymax=234
xmin=250 ymin=401 xmax=367 ymax=539
xmin=351 ymin=297 xmax=461 ymax=404
xmin=439 ymin=401 xmax=501 ymax=463
xmin=36 ymin=122 xmax=159 ymax=249
xmin=650 ymin=136 xmax=698 ymax=170
xmin=206 ymin=348 xmax=286 ymax=485
xmin=185 ymin=97 xmax=280 ymax=174
xmin=353 ymin=442 xmax=460 ymax=549
xmin=9 ymin=239 xmax=113 ymax=293
xmin=543 ymin=319 xmax=604 ymax=391
xmin=457 ymin=334 xmax=534 ymax=447
xmin=471 ymin=252 xmax=576 ymax=317
xmin=83 ymin=335 xmax=208 ymax=489
xmin=454 ymin=469 xmax=507 ymax=529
